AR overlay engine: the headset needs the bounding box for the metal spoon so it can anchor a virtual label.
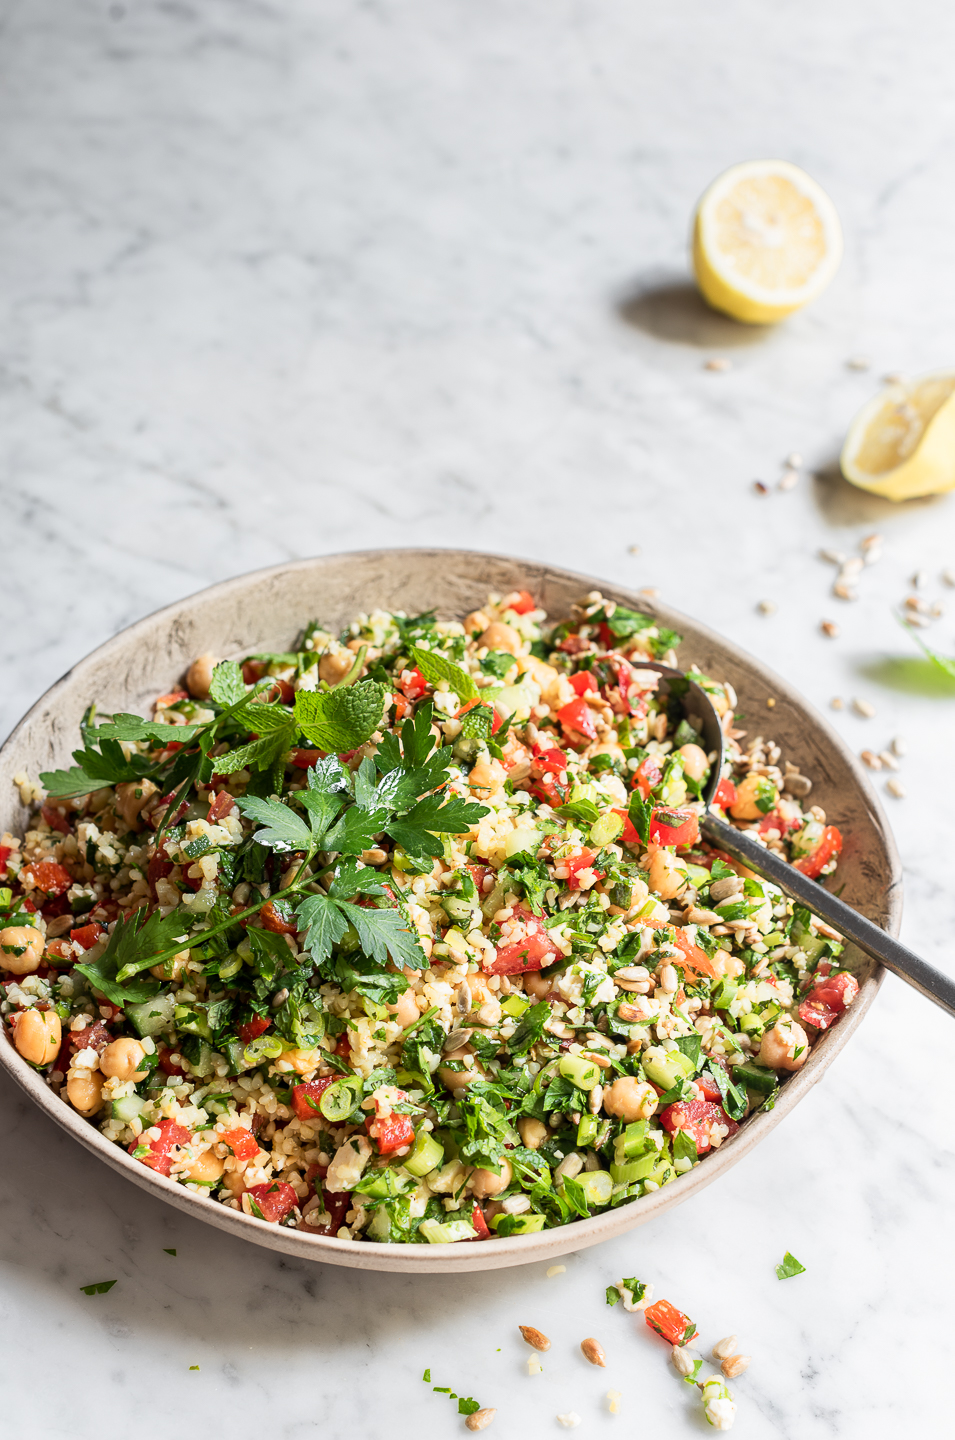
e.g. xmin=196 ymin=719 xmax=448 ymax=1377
xmin=641 ymin=662 xmax=955 ymax=1018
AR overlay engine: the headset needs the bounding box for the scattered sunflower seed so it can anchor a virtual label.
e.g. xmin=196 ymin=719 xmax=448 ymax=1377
xmin=627 ymin=544 xmax=641 ymax=555
xmin=860 ymin=532 xmax=882 ymax=553
xmin=831 ymin=696 xmax=845 ymax=710
xmin=465 ymin=1409 xmax=497 ymax=1433
xmin=757 ymin=600 xmax=777 ymax=615
xmin=712 ymin=1335 xmax=739 ymax=1360
xmin=878 ymin=751 xmax=899 ymax=771
xmin=778 ymin=469 xmax=799 ymax=491
xmin=786 ymin=452 xmax=803 ymax=469
xmin=833 ymin=582 xmax=857 ymax=601
xmin=930 ymin=602 xmax=945 ymax=618
xmin=704 ymin=357 xmax=731 ymax=372
xmin=942 ymin=568 xmax=955 ymax=588
xmin=853 ymin=698 xmax=876 ymax=718
xmin=819 ymin=548 xmax=846 ymax=564
xmin=911 ymin=569 xmax=928 ymax=589
xmin=580 ymin=1337 xmax=607 ymax=1367
xmin=891 ymin=735 xmax=907 ymax=756
xmin=672 ymin=1346 xmax=699 ymax=1377
xmin=820 ymin=620 xmax=839 ymax=638
xmin=721 ymin=1355 xmax=752 ymax=1379
xmin=519 ymin=1326 xmax=551 ymax=1352
xmin=839 ymin=556 xmax=864 ymax=580
xmin=860 ymin=750 xmax=882 ymax=770
xmin=884 ymin=372 xmax=905 ymax=386
xmin=754 ymin=480 xmax=769 ymax=495
xmin=846 ymin=356 xmax=870 ymax=370
xmin=886 ymin=778 xmax=906 ymax=799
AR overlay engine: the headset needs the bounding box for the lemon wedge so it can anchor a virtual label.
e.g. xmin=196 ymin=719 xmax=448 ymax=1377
xmin=841 ymin=371 xmax=955 ymax=501
xmin=692 ymin=160 xmax=843 ymax=324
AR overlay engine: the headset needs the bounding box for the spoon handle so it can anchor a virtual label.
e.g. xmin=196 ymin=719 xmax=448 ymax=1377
xmin=701 ymin=813 xmax=955 ymax=1019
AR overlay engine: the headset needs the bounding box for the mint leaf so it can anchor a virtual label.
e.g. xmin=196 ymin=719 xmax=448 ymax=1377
xmin=342 ymin=900 xmax=427 ymax=970
xmin=294 ymin=680 xmax=386 ymax=753
xmin=230 ymin=700 xmax=297 ymax=734
xmin=605 ymin=605 xmax=655 ymax=638
xmin=458 ymin=1399 xmax=481 ymax=1417
xmin=295 ymin=893 xmax=350 ymax=965
xmin=776 ymin=1251 xmax=806 ymax=1280
xmin=627 ymin=791 xmax=651 ymax=846
xmin=81 ymin=908 xmax=188 ymax=998
xmin=408 ymin=645 xmax=478 ymax=702
xmin=91 ymin=715 xmax=201 ymax=744
xmin=209 ymin=660 xmax=247 ymax=708
xmin=236 ymin=796 xmax=313 ymax=853
xmin=211 ymin=729 xmax=293 ymax=776
xmin=80 ymin=1280 xmax=117 ymax=1295
xmin=459 ymin=704 xmax=495 ymax=739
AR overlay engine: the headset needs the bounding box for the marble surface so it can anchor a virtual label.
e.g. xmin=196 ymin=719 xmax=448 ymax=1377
xmin=2 ymin=1 xmax=954 ymax=1435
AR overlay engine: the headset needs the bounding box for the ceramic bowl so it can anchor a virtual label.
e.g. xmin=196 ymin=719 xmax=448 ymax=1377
xmin=0 ymin=550 xmax=901 ymax=1272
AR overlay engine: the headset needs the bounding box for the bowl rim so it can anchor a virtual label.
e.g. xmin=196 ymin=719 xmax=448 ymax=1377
xmin=0 ymin=547 xmax=902 ymax=1271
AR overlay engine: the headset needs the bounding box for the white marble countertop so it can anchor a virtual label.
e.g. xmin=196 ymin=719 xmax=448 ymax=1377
xmin=2 ymin=2 xmax=954 ymax=1435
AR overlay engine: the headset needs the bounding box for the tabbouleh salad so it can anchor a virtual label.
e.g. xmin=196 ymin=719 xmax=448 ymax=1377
xmin=0 ymin=588 xmax=858 ymax=1244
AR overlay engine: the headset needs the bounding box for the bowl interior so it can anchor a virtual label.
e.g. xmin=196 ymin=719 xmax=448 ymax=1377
xmin=0 ymin=549 xmax=901 ymax=1271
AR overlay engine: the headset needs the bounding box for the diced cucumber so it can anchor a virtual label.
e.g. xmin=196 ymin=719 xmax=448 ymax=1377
xmin=559 ymin=1054 xmax=602 ymax=1090
xmin=642 ymin=1046 xmax=696 ymax=1090
xmin=111 ymin=1094 xmax=146 ymax=1123
xmin=126 ymin=993 xmax=175 ymax=1038
xmin=441 ymin=893 xmax=474 ymax=924
xmin=738 ymin=1004 xmax=780 ymax=1037
xmin=488 ymin=1212 xmax=546 ymax=1235
xmin=684 ymin=863 xmax=712 ymax=889
xmin=501 ymin=994 xmax=529 ymax=1019
xmin=366 ymin=1207 xmax=393 ymax=1243
xmin=419 ymin=1218 xmax=478 ymax=1244
xmin=575 ymin=1169 xmax=612 ymax=1206
xmin=404 ymin=1131 xmax=444 ymax=1178
xmin=492 ymin=683 xmax=536 ymax=719
xmin=732 ymin=1061 xmax=778 ymax=1094
xmin=589 ymin=812 xmax=624 ymax=847
xmin=505 ymin=826 xmax=541 ymax=860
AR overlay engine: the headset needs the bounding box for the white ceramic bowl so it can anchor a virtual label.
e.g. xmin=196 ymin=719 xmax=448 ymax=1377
xmin=0 ymin=550 xmax=901 ymax=1271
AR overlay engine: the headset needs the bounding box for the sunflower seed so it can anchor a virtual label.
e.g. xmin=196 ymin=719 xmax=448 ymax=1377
xmin=852 ymin=698 xmax=876 ymax=717
xmin=886 ymin=778 xmax=906 ymax=798
xmin=443 ymin=1027 xmax=473 ymax=1052
xmin=519 ymin=1325 xmax=551 ymax=1352
xmin=819 ymin=548 xmax=846 ymax=564
xmin=820 ymin=620 xmax=839 ymax=638
xmin=455 ymin=981 xmax=472 ymax=1016
xmin=704 ymin=357 xmax=731 ymax=371
xmin=846 ymin=355 xmax=870 ymax=370
xmin=891 ymin=735 xmax=907 ymax=756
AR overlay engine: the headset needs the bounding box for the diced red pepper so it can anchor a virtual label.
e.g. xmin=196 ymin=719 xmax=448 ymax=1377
xmin=334 ymin=1033 xmax=352 ymax=1058
xmin=565 ymin=848 xmax=604 ymax=890
xmin=470 ymin=1202 xmax=491 ymax=1240
xmin=291 ymin=748 xmax=327 ymax=768
xmin=529 ymin=746 xmax=571 ymax=806
xmin=207 ymin=790 xmax=236 ymax=823
xmin=644 ymin=1299 xmax=699 ymax=1347
xmin=713 ymin=776 xmax=738 ymax=810
xmin=245 ymin=1181 xmax=299 ymax=1224
xmin=632 ymin=755 xmax=663 ymax=800
xmin=456 ymin=698 xmax=503 ymax=733
xmin=129 ymin=1118 xmax=191 ymax=1176
xmin=147 ymin=851 xmax=174 ymax=898
xmin=219 ymin=1127 xmax=259 ymax=1162
xmin=0 ymin=845 xmax=10 ymax=878
xmin=793 ymin=825 xmax=843 ymax=879
xmin=658 ymin=1099 xmax=739 ymax=1155
xmin=649 ymin=808 xmax=700 ymax=849
xmin=155 ymin=688 xmax=189 ymax=708
xmin=673 ymin=928 xmax=722 ymax=980
xmin=237 ymin=1015 xmax=271 ymax=1045
xmin=368 ymin=1112 xmax=415 ymax=1155
xmin=291 ymin=1076 xmax=338 ymax=1122
xmin=44 ymin=937 xmax=73 ymax=963
xmin=259 ymin=900 xmax=298 ymax=935
xmin=506 ymin=589 xmax=536 ymax=615
xmin=798 ymin=972 xmax=859 ymax=1031
xmin=556 ymin=697 xmax=598 ymax=744
xmin=20 ymin=860 xmax=72 ymax=897
xmin=70 ymin=922 xmax=105 ymax=952
xmin=568 ymin=669 xmax=600 ymax=696
xmin=390 ymin=693 xmax=411 ymax=723
xmin=399 ymin=666 xmax=428 ymax=701
xmin=41 ymin=805 xmax=71 ymax=835
xmin=757 ymin=808 xmax=800 ymax=837
xmin=487 ymin=904 xmax=560 ymax=975
xmin=302 ymin=1186 xmax=352 ymax=1236
xmin=612 ymin=808 xmax=641 ymax=846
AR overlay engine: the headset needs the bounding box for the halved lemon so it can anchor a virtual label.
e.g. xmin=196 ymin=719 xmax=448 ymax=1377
xmin=692 ymin=160 xmax=843 ymax=324
xmin=841 ymin=371 xmax=955 ymax=501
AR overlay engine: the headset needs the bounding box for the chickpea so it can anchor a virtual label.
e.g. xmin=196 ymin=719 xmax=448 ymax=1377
xmin=477 ymin=621 xmax=523 ymax=656
xmin=222 ymin=1168 xmax=248 ymax=1198
xmin=14 ymin=1009 xmax=62 ymax=1066
xmin=468 ymin=759 xmax=507 ymax=797
xmin=518 ymin=1117 xmax=548 ymax=1150
xmin=469 ymin=1157 xmax=513 ymax=1199
xmin=114 ymin=778 xmax=159 ymax=831
xmin=759 ymin=1017 xmax=809 ymax=1072
xmin=730 ymin=772 xmax=777 ymax=822
xmin=523 ymin=971 xmax=552 ymax=1000
xmin=677 ymin=743 xmax=709 ymax=783
xmin=274 ymin=1047 xmax=323 ymax=1076
xmin=464 ymin=609 xmax=491 ymax=636
xmin=590 ymin=739 xmax=626 ymax=763
xmin=100 ymin=1037 xmax=148 ymax=1081
xmin=602 ymin=1076 xmax=659 ymax=1122
xmin=150 ymin=950 xmax=188 ymax=983
xmin=319 ymin=647 xmax=354 ymax=685
xmin=186 ymin=652 xmax=219 ymax=700
xmin=0 ymin=925 xmax=45 ymax=975
xmin=183 ymin=1149 xmax=225 ymax=1185
xmin=66 ymin=1069 xmax=104 ymax=1116
xmin=647 ymin=846 xmax=688 ymax=900
xmin=437 ymin=1049 xmax=485 ymax=1092
xmin=387 ymin=988 xmax=420 ymax=1030
xmin=464 ymin=971 xmax=494 ymax=1004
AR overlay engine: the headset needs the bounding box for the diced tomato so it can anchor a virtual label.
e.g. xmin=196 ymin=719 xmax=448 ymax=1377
xmin=470 ymin=1202 xmax=491 ymax=1240
xmin=658 ymin=1099 xmax=739 ymax=1155
xmin=798 ymin=972 xmax=859 ymax=1031
xmin=260 ymin=678 xmax=294 ymax=706
xmin=487 ymin=904 xmax=559 ymax=975
xmin=44 ymin=938 xmax=73 ymax=963
xmin=245 ymin=1181 xmax=299 ymax=1224
xmin=70 ymin=922 xmax=105 ymax=952
xmin=793 ymin=825 xmax=843 ymax=879
xmin=237 ymin=1015 xmax=271 ymax=1045
xmin=390 ymin=693 xmax=411 ymax=723
xmin=147 ymin=852 xmax=174 ymax=898
xmin=334 ymin=1033 xmax=352 ymax=1058
xmin=644 ymin=1299 xmax=699 ymax=1347
xmin=155 ymin=688 xmax=189 ymax=708
xmin=456 ymin=698 xmax=503 ymax=733
xmin=0 ymin=845 xmax=10 ymax=878
xmin=558 ymin=631 xmax=593 ymax=655
xmin=712 ymin=776 xmax=738 ymax=810
xmin=399 ymin=666 xmax=428 ymax=701
xmin=157 ymin=1046 xmax=186 ymax=1077
xmin=695 ymin=1072 xmax=723 ymax=1103
xmin=207 ymin=790 xmax=236 ymax=823
xmin=129 ymin=1117 xmax=191 ymax=1176
xmin=259 ymin=899 xmax=298 ymax=935
xmin=757 ymin=809 xmax=800 ymax=837
xmin=565 ymin=848 xmax=604 ymax=890
xmin=673 ymin=928 xmax=722 ymax=979
xmin=20 ymin=860 xmax=72 ymax=897
xmin=291 ymin=748 xmax=327 ymax=768
xmin=40 ymin=804 xmax=71 ymax=835
xmin=218 ymin=1127 xmax=259 ymax=1162
xmin=241 ymin=661 xmax=267 ymax=686
xmin=568 ymin=669 xmax=599 ymax=697
xmin=291 ymin=1076 xmax=338 ymax=1122
xmin=304 ymin=1162 xmax=328 ymax=1188
xmin=366 ymin=1112 xmax=415 ymax=1155
xmin=467 ymin=862 xmax=494 ymax=896
xmin=529 ymin=746 xmax=571 ymax=806
xmin=557 ymin=697 xmax=598 ymax=744
xmin=649 ymin=808 xmax=700 ymax=849
xmin=506 ymin=589 xmax=536 ymax=615
xmin=612 ymin=808 xmax=641 ymax=846
xmin=303 ymin=1187 xmax=352 ymax=1236
xmin=632 ymin=755 xmax=664 ymax=800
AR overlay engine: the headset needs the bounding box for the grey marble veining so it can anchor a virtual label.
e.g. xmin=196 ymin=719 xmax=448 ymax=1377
xmin=1 ymin=1 xmax=954 ymax=1435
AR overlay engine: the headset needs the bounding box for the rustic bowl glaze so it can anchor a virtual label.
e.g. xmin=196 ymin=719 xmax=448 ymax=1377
xmin=0 ymin=550 xmax=901 ymax=1271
